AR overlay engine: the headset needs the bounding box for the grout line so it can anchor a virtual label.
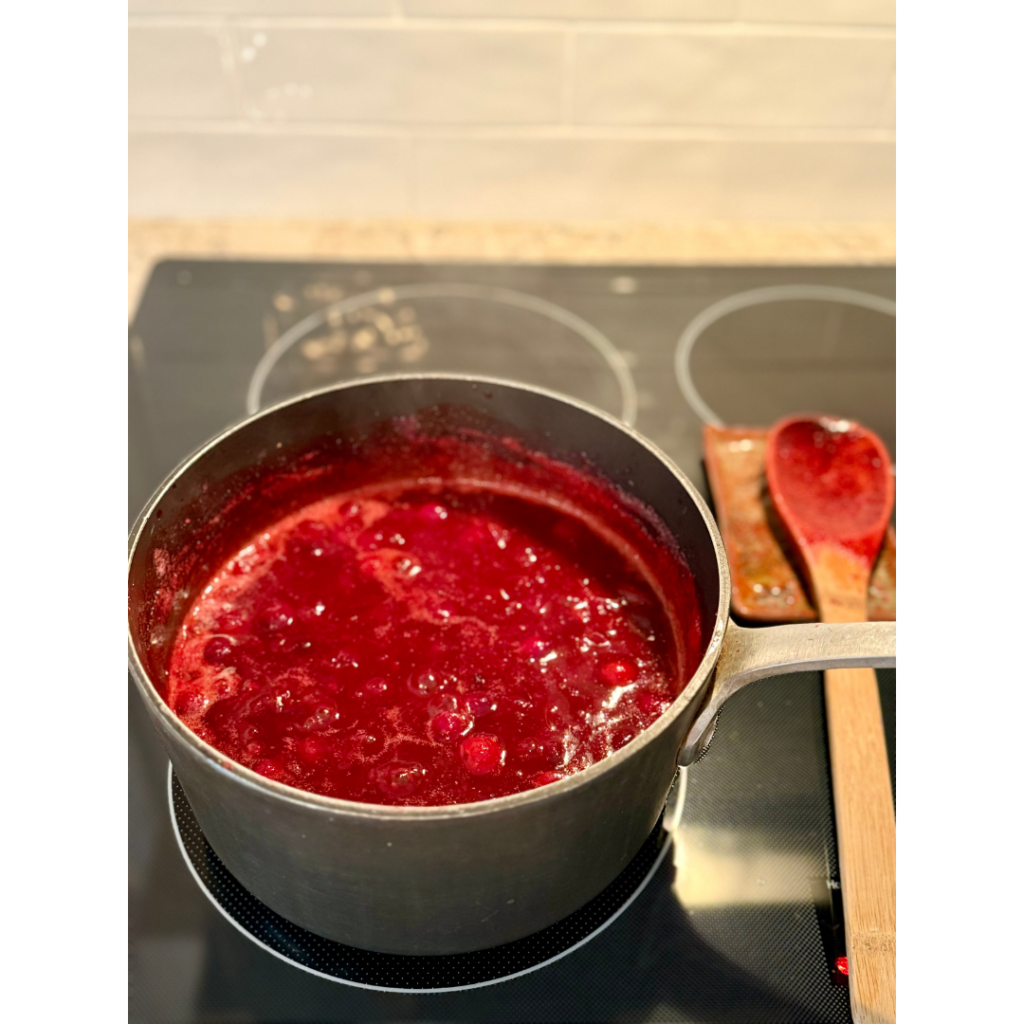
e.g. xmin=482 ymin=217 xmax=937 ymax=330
xmin=126 ymin=15 xmax=895 ymax=40
xmin=127 ymin=120 xmax=898 ymax=144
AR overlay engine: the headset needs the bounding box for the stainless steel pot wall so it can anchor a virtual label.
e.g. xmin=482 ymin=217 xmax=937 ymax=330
xmin=128 ymin=375 xmax=895 ymax=955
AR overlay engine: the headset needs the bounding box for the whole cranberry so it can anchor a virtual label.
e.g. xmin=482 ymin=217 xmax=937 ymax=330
xmin=459 ymin=734 xmax=505 ymax=776
xmin=431 ymin=711 xmax=472 ymax=741
xmin=202 ymin=636 xmax=235 ymax=665
xmin=376 ymin=762 xmax=426 ymax=796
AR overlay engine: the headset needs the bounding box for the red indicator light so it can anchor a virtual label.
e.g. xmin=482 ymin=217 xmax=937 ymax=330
xmin=835 ymin=956 xmax=849 ymax=976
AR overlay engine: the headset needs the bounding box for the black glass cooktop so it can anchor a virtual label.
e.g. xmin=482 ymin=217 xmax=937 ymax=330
xmin=129 ymin=259 xmax=895 ymax=1023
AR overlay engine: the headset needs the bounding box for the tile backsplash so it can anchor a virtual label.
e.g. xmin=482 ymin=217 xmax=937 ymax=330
xmin=128 ymin=2 xmax=895 ymax=222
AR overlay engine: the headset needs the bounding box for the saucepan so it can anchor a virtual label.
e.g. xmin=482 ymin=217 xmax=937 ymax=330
xmin=128 ymin=374 xmax=894 ymax=955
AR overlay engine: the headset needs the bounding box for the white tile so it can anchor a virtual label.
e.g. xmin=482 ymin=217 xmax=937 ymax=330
xmin=574 ymin=33 xmax=894 ymax=127
xmin=235 ymin=28 xmax=563 ymax=124
xmin=737 ymin=0 xmax=896 ymax=24
xmin=129 ymin=1 xmax=391 ymax=12
xmin=404 ymin=1 xmax=738 ymax=18
xmin=413 ymin=137 xmax=895 ymax=221
xmin=878 ymin=67 xmax=895 ymax=128
xmin=129 ymin=132 xmax=411 ymax=216
xmin=129 ymin=27 xmax=235 ymax=119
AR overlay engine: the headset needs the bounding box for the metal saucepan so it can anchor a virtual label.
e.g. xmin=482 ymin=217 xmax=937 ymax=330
xmin=128 ymin=375 xmax=894 ymax=955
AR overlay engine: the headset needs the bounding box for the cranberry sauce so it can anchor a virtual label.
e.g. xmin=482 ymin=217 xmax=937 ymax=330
xmin=164 ymin=438 xmax=704 ymax=807
xmin=768 ymin=417 xmax=892 ymax=562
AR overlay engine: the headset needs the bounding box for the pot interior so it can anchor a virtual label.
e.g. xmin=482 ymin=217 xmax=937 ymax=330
xmin=129 ymin=377 xmax=723 ymax=709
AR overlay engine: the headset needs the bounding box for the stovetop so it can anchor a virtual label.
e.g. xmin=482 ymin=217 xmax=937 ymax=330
xmin=129 ymin=259 xmax=895 ymax=1024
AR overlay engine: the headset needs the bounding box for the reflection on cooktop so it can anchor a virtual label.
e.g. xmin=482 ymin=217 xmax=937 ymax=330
xmin=248 ymin=281 xmax=636 ymax=424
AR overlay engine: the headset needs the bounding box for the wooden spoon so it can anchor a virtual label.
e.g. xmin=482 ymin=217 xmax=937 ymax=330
xmin=765 ymin=415 xmax=896 ymax=1024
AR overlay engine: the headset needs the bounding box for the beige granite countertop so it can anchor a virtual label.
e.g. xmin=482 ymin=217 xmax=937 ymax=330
xmin=128 ymin=219 xmax=895 ymax=320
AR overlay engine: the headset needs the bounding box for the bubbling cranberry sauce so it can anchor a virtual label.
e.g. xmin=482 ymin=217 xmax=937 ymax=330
xmin=165 ymin=437 xmax=704 ymax=807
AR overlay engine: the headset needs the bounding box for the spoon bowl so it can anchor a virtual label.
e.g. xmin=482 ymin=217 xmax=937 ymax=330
xmin=767 ymin=416 xmax=894 ymax=622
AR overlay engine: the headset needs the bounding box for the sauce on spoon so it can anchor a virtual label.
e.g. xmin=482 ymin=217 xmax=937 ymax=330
xmin=766 ymin=416 xmax=894 ymax=619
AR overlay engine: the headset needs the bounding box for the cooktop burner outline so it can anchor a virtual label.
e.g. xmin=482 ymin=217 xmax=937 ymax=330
xmin=168 ymin=764 xmax=686 ymax=993
xmin=674 ymin=284 xmax=897 ymax=427
xmin=247 ymin=281 xmax=638 ymax=425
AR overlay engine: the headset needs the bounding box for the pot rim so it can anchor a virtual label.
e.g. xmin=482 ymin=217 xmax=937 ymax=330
xmin=128 ymin=373 xmax=731 ymax=822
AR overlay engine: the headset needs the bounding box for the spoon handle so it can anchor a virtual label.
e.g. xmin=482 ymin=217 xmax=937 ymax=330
xmin=824 ymin=666 xmax=896 ymax=1024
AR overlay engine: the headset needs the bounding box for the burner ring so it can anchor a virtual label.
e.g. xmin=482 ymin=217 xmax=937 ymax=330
xmin=674 ymin=284 xmax=897 ymax=426
xmin=247 ymin=282 xmax=638 ymax=425
xmin=168 ymin=764 xmax=685 ymax=992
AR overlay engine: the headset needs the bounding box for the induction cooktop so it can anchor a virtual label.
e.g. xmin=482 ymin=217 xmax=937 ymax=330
xmin=129 ymin=259 xmax=895 ymax=1024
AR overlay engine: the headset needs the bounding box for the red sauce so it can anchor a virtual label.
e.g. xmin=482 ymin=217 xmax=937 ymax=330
xmin=165 ymin=450 xmax=702 ymax=806
xmin=768 ymin=418 xmax=891 ymax=561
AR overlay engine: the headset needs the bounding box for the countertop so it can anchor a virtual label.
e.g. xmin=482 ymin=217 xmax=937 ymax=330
xmin=128 ymin=219 xmax=896 ymax=321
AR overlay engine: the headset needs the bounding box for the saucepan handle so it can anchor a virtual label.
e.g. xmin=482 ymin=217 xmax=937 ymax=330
xmin=677 ymin=619 xmax=896 ymax=766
